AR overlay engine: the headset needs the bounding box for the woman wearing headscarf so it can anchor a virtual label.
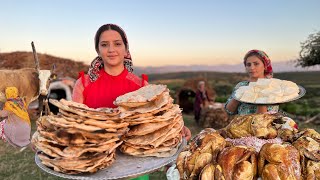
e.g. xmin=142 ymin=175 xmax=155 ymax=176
xmin=0 ymin=87 xmax=31 ymax=147
xmin=224 ymin=49 xmax=279 ymax=115
xmin=72 ymin=24 xmax=148 ymax=108
xmin=72 ymin=24 xmax=191 ymax=180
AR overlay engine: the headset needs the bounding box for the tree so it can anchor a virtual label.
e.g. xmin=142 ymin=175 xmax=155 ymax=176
xmin=296 ymin=31 xmax=320 ymax=67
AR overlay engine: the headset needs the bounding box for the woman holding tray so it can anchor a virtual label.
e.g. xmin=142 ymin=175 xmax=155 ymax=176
xmin=72 ymin=24 xmax=148 ymax=108
xmin=72 ymin=24 xmax=190 ymax=139
xmin=224 ymin=49 xmax=279 ymax=115
xmin=72 ymin=24 xmax=191 ymax=179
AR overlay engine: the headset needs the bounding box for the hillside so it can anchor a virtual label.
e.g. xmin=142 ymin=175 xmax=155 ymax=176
xmin=148 ymin=71 xmax=320 ymax=85
xmin=0 ymin=51 xmax=89 ymax=79
xmin=134 ymin=61 xmax=320 ymax=75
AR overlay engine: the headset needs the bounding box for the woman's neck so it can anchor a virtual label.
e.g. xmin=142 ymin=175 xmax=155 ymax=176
xmin=249 ymin=76 xmax=265 ymax=82
xmin=249 ymin=77 xmax=258 ymax=82
xmin=103 ymin=64 xmax=125 ymax=76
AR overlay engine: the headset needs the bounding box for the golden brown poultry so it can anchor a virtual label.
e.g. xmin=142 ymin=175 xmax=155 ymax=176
xmin=199 ymin=163 xmax=224 ymax=180
xmin=258 ymin=143 xmax=302 ymax=180
xmin=185 ymin=132 xmax=226 ymax=178
xmin=293 ymin=129 xmax=320 ymax=179
xmin=189 ymin=153 xmax=213 ymax=178
xmin=177 ymin=151 xmax=191 ymax=179
xmin=224 ymin=114 xmax=282 ymax=139
xmin=176 ymin=129 xmax=226 ymax=179
xmin=294 ymin=128 xmax=320 ymax=143
xmin=275 ymin=116 xmax=299 ymax=142
xmin=217 ymin=146 xmax=257 ymax=180
xmin=305 ymin=160 xmax=320 ymax=180
xmin=293 ymin=136 xmax=320 ymax=162
xmin=188 ymin=128 xmax=217 ymax=152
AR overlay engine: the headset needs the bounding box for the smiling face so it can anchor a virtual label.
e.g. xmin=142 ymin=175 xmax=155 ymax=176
xmin=245 ymin=55 xmax=266 ymax=80
xmin=97 ymin=30 xmax=128 ymax=68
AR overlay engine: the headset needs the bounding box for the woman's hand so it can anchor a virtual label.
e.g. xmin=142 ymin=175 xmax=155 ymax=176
xmin=181 ymin=126 xmax=191 ymax=141
xmin=28 ymin=143 xmax=37 ymax=152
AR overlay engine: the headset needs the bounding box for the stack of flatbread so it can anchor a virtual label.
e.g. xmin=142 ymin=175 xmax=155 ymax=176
xmin=114 ymin=84 xmax=184 ymax=157
xmin=234 ymin=78 xmax=300 ymax=103
xmin=32 ymin=99 xmax=128 ymax=174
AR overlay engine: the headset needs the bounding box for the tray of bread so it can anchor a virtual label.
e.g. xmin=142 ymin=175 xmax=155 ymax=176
xmin=233 ymin=78 xmax=306 ymax=105
xmin=33 ymin=84 xmax=187 ymax=179
xmin=35 ymin=138 xmax=186 ymax=180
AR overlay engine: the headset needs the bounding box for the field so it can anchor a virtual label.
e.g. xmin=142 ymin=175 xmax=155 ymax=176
xmin=0 ymin=71 xmax=319 ymax=179
xmin=150 ymin=71 xmax=320 ymax=117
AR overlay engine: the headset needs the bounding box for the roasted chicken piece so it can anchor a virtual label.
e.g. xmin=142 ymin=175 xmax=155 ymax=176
xmin=186 ymin=132 xmax=226 ymax=178
xmin=293 ymin=136 xmax=320 ymax=162
xmin=224 ymin=114 xmax=282 ymax=139
xmin=274 ymin=117 xmax=299 ymax=142
xmin=177 ymin=129 xmax=226 ymax=179
xmin=177 ymin=151 xmax=191 ymax=179
xmin=190 ymin=153 xmax=213 ymax=178
xmin=293 ymin=129 xmax=320 ymax=179
xmin=294 ymin=128 xmax=320 ymax=143
xmin=199 ymin=163 xmax=224 ymax=180
xmin=258 ymin=143 xmax=302 ymax=180
xmin=217 ymin=146 xmax=257 ymax=180
xmin=305 ymin=160 xmax=320 ymax=180
xmin=188 ymin=128 xmax=217 ymax=152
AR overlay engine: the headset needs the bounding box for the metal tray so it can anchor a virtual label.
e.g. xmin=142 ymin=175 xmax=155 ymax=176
xmin=234 ymin=85 xmax=306 ymax=105
xmin=35 ymin=139 xmax=186 ymax=180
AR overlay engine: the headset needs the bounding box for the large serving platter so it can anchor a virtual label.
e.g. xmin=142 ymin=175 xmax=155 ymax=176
xmin=35 ymin=138 xmax=186 ymax=180
xmin=233 ymin=85 xmax=306 ymax=105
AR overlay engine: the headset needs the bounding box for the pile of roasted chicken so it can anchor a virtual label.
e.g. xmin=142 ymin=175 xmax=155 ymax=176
xmin=177 ymin=113 xmax=320 ymax=179
xmin=32 ymin=99 xmax=127 ymax=174
xmin=115 ymin=84 xmax=184 ymax=157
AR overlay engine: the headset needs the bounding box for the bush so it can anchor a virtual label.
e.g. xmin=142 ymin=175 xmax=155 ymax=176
xmin=215 ymin=96 xmax=228 ymax=103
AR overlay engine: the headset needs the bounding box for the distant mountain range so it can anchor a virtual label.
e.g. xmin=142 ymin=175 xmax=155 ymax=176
xmin=134 ymin=61 xmax=320 ymax=75
xmin=1 ymin=52 xmax=319 ymax=77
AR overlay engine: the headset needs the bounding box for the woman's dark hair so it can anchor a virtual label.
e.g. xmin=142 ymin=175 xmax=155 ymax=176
xmin=94 ymin=24 xmax=128 ymax=53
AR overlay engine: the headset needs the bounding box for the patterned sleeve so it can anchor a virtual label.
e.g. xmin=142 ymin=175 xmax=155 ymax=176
xmin=224 ymin=81 xmax=248 ymax=115
xmin=126 ymin=73 xmax=149 ymax=87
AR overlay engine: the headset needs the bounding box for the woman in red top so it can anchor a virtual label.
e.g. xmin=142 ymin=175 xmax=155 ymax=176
xmin=72 ymin=24 xmax=191 ymax=179
xmin=73 ymin=24 xmax=190 ymax=139
xmin=72 ymin=24 xmax=146 ymax=107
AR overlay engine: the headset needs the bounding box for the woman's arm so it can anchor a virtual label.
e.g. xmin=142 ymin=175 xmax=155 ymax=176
xmin=256 ymin=105 xmax=268 ymax=114
xmin=181 ymin=126 xmax=191 ymax=141
xmin=72 ymin=78 xmax=85 ymax=103
xmin=224 ymin=82 xmax=247 ymax=115
xmin=225 ymin=99 xmax=240 ymax=114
